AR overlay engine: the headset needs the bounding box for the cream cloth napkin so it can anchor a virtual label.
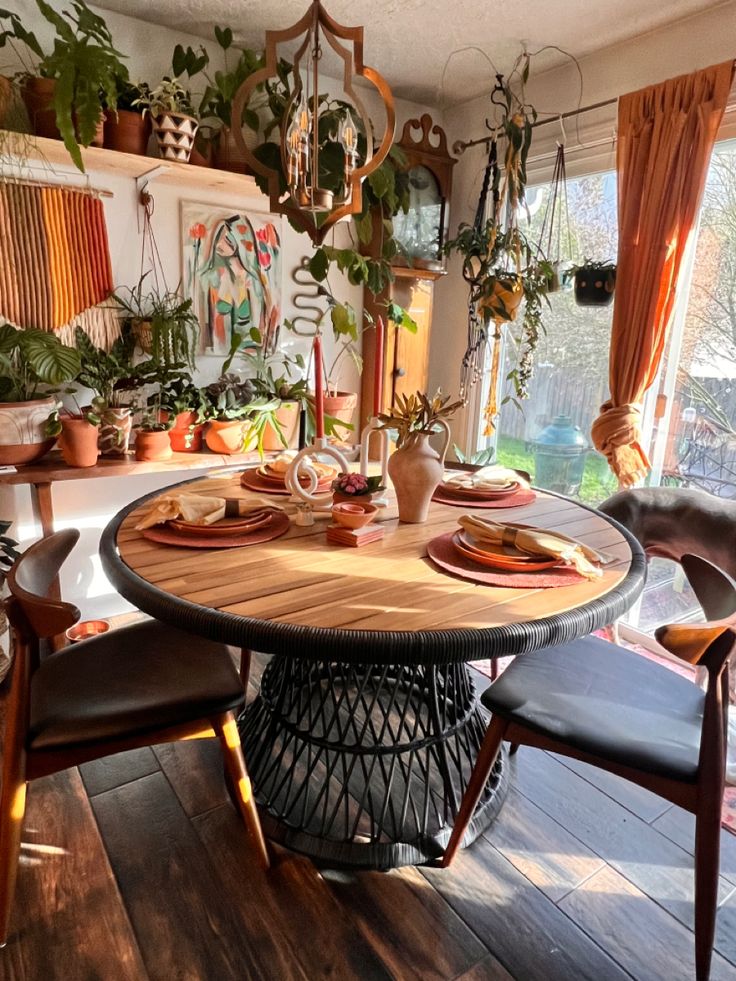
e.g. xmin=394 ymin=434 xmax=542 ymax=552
xmin=458 ymin=514 xmax=603 ymax=580
xmin=135 ymin=494 xmax=282 ymax=530
xmin=444 ymin=466 xmax=529 ymax=491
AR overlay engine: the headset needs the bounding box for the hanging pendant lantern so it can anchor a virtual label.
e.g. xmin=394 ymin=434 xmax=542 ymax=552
xmin=231 ymin=0 xmax=396 ymax=245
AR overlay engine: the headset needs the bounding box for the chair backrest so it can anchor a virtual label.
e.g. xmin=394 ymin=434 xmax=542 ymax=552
xmin=5 ymin=530 xmax=81 ymax=641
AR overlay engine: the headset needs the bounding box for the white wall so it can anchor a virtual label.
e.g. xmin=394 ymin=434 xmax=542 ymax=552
xmin=430 ymin=0 xmax=736 ymax=452
xmin=0 ymin=0 xmax=439 ymax=616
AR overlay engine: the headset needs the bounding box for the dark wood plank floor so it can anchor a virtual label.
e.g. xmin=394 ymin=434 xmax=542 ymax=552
xmin=2 ymin=655 xmax=736 ymax=981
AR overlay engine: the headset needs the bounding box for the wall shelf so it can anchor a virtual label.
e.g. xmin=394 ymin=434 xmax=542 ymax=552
xmin=0 ymin=130 xmax=261 ymax=197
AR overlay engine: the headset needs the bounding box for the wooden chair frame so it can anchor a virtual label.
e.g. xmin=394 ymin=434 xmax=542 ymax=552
xmin=0 ymin=531 xmax=269 ymax=946
xmin=442 ymin=554 xmax=736 ymax=981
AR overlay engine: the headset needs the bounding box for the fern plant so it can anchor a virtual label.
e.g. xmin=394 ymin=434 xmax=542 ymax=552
xmin=34 ymin=0 xmax=126 ymax=172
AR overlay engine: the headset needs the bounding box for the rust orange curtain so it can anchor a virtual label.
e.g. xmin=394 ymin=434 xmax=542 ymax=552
xmin=591 ymin=61 xmax=735 ymax=487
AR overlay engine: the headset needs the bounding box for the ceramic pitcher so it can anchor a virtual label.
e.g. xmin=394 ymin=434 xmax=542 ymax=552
xmin=388 ymin=420 xmax=451 ymax=523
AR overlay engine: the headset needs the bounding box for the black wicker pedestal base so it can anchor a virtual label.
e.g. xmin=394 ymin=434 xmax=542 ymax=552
xmin=239 ymin=655 xmax=509 ymax=869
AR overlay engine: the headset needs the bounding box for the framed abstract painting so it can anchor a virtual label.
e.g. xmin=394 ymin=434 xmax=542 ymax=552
xmin=181 ymin=202 xmax=282 ymax=356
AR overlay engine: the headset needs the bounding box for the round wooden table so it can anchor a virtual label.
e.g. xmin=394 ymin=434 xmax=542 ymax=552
xmin=100 ymin=469 xmax=646 ymax=869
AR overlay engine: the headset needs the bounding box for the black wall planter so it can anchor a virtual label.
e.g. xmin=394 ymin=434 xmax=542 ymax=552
xmin=574 ymin=265 xmax=616 ymax=307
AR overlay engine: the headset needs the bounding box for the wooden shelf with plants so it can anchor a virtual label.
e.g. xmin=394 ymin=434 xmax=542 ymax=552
xmin=1 ymin=130 xmax=260 ymax=197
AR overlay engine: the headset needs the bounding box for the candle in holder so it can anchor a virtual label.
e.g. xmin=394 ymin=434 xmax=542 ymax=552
xmin=373 ymin=316 xmax=385 ymax=418
xmin=313 ymin=333 xmax=325 ymax=439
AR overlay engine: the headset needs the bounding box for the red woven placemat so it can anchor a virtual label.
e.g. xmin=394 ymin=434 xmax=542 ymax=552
xmin=431 ymin=487 xmax=536 ymax=509
xmin=426 ymin=531 xmax=586 ymax=587
xmin=140 ymin=509 xmax=290 ymax=548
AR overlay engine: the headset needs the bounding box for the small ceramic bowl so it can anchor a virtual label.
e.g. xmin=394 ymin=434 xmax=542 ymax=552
xmin=331 ymin=502 xmax=378 ymax=530
xmin=65 ymin=619 xmax=110 ymax=644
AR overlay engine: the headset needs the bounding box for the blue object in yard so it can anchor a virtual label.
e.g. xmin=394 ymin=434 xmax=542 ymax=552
xmin=532 ymin=414 xmax=589 ymax=496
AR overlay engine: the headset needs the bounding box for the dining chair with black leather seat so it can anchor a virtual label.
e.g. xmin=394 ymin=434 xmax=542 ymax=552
xmin=442 ymin=553 xmax=736 ymax=981
xmin=0 ymin=528 xmax=269 ymax=947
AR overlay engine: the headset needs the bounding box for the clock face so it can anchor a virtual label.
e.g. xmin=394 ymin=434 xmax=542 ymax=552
xmin=392 ymin=165 xmax=443 ymax=262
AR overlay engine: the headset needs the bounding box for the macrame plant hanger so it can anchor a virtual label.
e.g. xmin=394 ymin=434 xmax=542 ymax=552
xmin=460 ymin=136 xmax=500 ymax=402
xmin=139 ymin=186 xmax=169 ymax=297
xmin=535 ymin=136 xmax=572 ymax=289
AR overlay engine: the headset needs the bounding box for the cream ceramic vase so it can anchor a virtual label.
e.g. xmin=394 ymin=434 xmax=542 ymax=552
xmin=388 ymin=421 xmax=451 ymax=523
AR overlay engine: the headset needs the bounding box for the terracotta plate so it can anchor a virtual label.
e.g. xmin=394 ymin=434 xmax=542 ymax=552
xmin=451 ymin=531 xmax=560 ymax=572
xmin=168 ymin=511 xmax=273 ymax=538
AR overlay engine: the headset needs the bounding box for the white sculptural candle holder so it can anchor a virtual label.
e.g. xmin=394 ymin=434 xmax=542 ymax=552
xmin=359 ymin=416 xmax=390 ymax=507
xmin=285 ymin=437 xmax=350 ymax=511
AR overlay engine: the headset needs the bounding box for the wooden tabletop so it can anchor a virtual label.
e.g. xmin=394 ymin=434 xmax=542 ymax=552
xmin=101 ymin=472 xmax=646 ymax=665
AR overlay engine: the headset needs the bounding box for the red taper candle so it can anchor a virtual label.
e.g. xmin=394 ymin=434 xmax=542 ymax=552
xmin=313 ymin=333 xmax=325 ymax=439
xmin=373 ymin=316 xmax=385 ymax=418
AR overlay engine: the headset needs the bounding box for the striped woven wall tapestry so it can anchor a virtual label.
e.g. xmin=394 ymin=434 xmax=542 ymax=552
xmin=0 ymin=182 xmax=120 ymax=348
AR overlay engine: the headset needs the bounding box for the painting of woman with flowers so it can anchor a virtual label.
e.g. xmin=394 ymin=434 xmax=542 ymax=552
xmin=181 ymin=202 xmax=282 ymax=356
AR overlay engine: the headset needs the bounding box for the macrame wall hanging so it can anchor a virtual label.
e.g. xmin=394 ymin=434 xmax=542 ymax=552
xmin=0 ymin=181 xmax=119 ymax=348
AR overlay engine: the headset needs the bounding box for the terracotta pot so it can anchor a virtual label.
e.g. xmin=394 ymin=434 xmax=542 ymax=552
xmin=205 ymin=419 xmax=257 ymax=455
xmin=135 ymin=429 xmax=173 ymax=462
xmin=152 ymin=111 xmax=198 ymax=163
xmin=103 ymin=108 xmax=150 ymax=156
xmin=99 ymin=407 xmax=132 ymax=456
xmin=213 ymin=125 xmax=250 ymax=173
xmin=0 ymin=396 xmax=57 ymax=466
xmin=0 ymin=76 xmax=12 ymax=127
xmin=58 ymin=416 xmax=99 ymax=468
xmin=169 ymin=411 xmax=204 ymax=453
xmin=22 ymin=76 xmax=104 ymax=145
xmin=188 ymin=141 xmax=212 ymax=168
xmin=262 ymin=400 xmax=300 ymax=451
xmin=388 ymin=421 xmax=451 ymax=523
xmin=322 ymin=391 xmax=358 ymax=428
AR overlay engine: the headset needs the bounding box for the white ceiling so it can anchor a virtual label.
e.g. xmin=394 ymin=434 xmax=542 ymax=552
xmin=96 ymin=0 xmax=724 ymax=106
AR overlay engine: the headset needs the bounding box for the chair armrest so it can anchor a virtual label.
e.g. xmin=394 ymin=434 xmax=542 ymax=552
xmin=655 ymin=621 xmax=734 ymax=670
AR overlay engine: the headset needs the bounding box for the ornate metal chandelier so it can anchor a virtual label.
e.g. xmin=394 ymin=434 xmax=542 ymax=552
xmin=231 ymin=0 xmax=396 ymax=245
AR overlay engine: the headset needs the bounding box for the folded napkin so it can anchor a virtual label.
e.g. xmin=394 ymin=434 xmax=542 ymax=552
xmin=458 ymin=514 xmax=602 ymax=580
xmin=135 ymin=494 xmax=281 ymax=530
xmin=444 ymin=466 xmax=529 ymax=491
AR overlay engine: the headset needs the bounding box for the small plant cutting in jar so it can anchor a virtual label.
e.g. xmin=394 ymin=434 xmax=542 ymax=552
xmin=378 ymin=390 xmax=462 ymax=524
xmin=331 ymin=472 xmax=385 ymax=506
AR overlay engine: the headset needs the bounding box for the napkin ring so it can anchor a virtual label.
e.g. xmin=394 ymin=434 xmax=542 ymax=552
xmin=501 ymin=527 xmax=518 ymax=549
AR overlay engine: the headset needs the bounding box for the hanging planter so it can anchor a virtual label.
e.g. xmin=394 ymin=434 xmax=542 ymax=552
xmin=477 ymin=275 xmax=524 ymax=323
xmin=535 ymin=142 xmax=573 ymax=294
xmin=571 ymin=261 xmax=617 ymax=307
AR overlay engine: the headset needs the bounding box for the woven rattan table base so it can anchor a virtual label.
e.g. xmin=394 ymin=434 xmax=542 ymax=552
xmin=240 ymin=656 xmax=508 ymax=869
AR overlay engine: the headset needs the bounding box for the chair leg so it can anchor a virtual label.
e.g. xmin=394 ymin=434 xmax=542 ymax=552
xmin=508 ymin=743 xmax=520 ymax=756
xmin=211 ymin=711 xmax=270 ymax=870
xmin=239 ymin=649 xmax=252 ymax=692
xmin=442 ymin=715 xmax=508 ymax=868
xmin=0 ymin=775 xmax=28 ymax=946
xmin=694 ymin=801 xmax=722 ymax=981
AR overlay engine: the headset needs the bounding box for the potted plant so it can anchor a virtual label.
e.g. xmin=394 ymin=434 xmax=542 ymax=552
xmin=331 ymin=472 xmax=385 ymax=506
xmin=202 ymin=373 xmax=257 ymax=454
xmin=0 ymin=323 xmax=81 ymax=465
xmin=45 ymin=397 xmax=101 ymax=468
xmin=115 ymin=277 xmax=200 ymax=370
xmin=191 ymin=28 xmax=265 ymax=173
xmin=74 ymin=327 xmax=152 ymax=455
xmin=134 ymin=76 xmax=198 ymax=163
xmin=103 ymin=77 xmax=151 ymax=156
xmin=158 ymin=376 xmax=208 ymax=453
xmin=378 ymin=390 xmax=462 ymax=523
xmin=134 ymin=401 xmax=174 ymax=462
xmin=243 ymin=350 xmax=307 ymax=450
xmin=568 ymin=260 xmax=617 ymax=307
xmin=8 ymin=0 xmax=126 ymax=172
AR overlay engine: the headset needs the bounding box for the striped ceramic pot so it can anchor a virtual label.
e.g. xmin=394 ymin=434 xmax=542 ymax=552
xmin=152 ymin=111 xmax=199 ymax=163
xmin=98 ymin=407 xmax=132 ymax=456
xmin=0 ymin=396 xmax=57 ymax=466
